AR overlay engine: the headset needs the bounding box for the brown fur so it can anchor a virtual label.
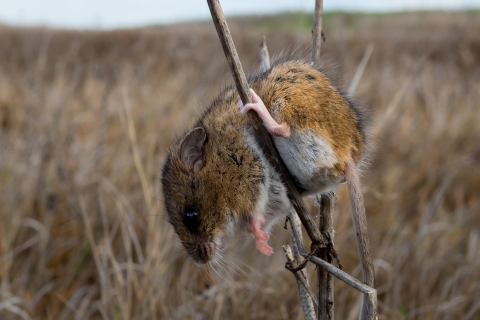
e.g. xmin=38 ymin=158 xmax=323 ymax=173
xmin=161 ymin=60 xmax=366 ymax=263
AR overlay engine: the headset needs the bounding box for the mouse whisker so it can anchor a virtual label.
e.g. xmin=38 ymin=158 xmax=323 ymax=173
xmin=209 ymin=260 xmax=228 ymax=282
xmin=215 ymin=258 xmax=230 ymax=277
xmin=200 ymin=264 xmax=212 ymax=281
xmin=217 ymin=253 xmax=245 ymax=276
xmin=215 ymin=256 xmax=233 ymax=277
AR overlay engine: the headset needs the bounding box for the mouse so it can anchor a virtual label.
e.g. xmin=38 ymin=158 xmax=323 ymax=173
xmin=161 ymin=60 xmax=369 ymax=265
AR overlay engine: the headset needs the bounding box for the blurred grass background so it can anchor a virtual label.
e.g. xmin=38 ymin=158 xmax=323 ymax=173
xmin=1 ymin=11 xmax=480 ymax=320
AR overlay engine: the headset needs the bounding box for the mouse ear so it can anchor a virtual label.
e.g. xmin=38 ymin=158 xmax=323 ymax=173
xmin=179 ymin=127 xmax=207 ymax=172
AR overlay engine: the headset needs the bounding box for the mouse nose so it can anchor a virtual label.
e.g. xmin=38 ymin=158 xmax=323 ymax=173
xmin=193 ymin=239 xmax=215 ymax=264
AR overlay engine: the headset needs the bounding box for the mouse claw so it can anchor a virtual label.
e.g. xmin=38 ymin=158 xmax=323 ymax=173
xmin=256 ymin=239 xmax=274 ymax=255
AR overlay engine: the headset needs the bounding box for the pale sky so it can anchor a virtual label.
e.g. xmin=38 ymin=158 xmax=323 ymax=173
xmin=1 ymin=0 xmax=479 ymax=30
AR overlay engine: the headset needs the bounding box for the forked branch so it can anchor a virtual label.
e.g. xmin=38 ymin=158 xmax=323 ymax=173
xmin=284 ymin=245 xmax=317 ymax=320
xmin=309 ymin=255 xmax=378 ymax=319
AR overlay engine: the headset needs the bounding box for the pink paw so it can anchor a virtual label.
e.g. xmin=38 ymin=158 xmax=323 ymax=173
xmin=251 ymin=213 xmax=274 ymax=256
xmin=256 ymin=238 xmax=274 ymax=255
xmin=240 ymin=89 xmax=290 ymax=138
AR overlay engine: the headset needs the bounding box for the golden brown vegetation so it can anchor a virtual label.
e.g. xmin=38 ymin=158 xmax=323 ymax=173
xmin=1 ymin=11 xmax=479 ymax=320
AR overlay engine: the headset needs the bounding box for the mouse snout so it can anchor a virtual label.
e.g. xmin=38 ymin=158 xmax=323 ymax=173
xmin=191 ymin=238 xmax=219 ymax=264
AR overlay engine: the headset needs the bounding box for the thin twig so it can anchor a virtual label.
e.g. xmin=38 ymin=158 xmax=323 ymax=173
xmin=284 ymin=245 xmax=317 ymax=320
xmin=259 ymin=36 xmax=270 ymax=73
xmin=288 ymin=210 xmax=308 ymax=256
xmin=287 ymin=212 xmax=318 ymax=319
xmin=311 ymin=0 xmax=325 ymax=66
xmin=345 ymin=159 xmax=376 ymax=320
xmin=316 ymin=193 xmax=336 ymax=320
xmin=308 ymin=256 xmax=375 ymax=297
xmin=293 ymin=272 xmax=318 ymax=307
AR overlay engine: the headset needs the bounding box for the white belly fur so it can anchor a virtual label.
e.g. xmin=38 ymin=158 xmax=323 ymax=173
xmin=273 ymin=128 xmax=341 ymax=194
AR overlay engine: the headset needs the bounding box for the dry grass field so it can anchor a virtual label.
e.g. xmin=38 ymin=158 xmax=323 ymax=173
xmin=1 ymin=11 xmax=480 ymax=320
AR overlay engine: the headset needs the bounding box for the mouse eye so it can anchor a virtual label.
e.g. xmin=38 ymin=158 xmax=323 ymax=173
xmin=184 ymin=208 xmax=199 ymax=233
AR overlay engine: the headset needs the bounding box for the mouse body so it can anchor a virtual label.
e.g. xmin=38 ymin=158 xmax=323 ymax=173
xmin=161 ymin=60 xmax=368 ymax=264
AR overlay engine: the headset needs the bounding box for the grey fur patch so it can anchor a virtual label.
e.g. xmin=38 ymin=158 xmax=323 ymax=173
xmin=273 ymin=128 xmax=343 ymax=194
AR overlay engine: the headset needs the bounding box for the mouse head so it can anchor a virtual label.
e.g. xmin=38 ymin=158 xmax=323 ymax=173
xmin=161 ymin=127 xmax=242 ymax=264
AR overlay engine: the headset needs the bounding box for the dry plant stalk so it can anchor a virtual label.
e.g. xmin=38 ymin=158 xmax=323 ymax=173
xmin=311 ymin=0 xmax=325 ymax=64
xmin=311 ymin=2 xmax=336 ymax=318
xmin=286 ymin=209 xmax=317 ymax=319
xmin=345 ymin=159 xmax=376 ymax=319
xmin=316 ymin=194 xmax=335 ymax=320
xmin=259 ymin=36 xmax=270 ymax=73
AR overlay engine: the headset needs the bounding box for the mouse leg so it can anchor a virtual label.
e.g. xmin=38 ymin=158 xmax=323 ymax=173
xmin=240 ymin=89 xmax=291 ymax=138
xmin=250 ymin=212 xmax=274 ymax=255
